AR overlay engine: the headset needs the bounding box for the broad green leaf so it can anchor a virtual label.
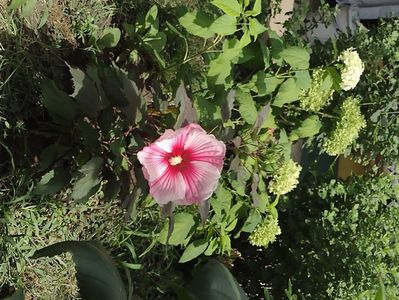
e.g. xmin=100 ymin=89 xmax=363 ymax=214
xmin=33 ymin=169 xmax=71 ymax=195
xmin=241 ymin=209 xmax=262 ymax=232
xmin=210 ymin=15 xmax=237 ymax=36
xmin=264 ymin=76 xmax=284 ymax=95
xmin=21 ymin=0 xmax=37 ymax=17
xmin=280 ymin=46 xmax=310 ymax=69
xmin=179 ymin=240 xmax=208 ymax=263
xmin=186 ymin=259 xmax=248 ymax=299
xmin=98 ymin=28 xmax=121 ymax=49
xmin=207 ymin=56 xmax=232 ymax=86
xmin=248 ymin=18 xmax=266 ymax=38
xmin=269 ymin=31 xmax=284 ymax=64
xmin=72 ymin=157 xmax=103 ymax=202
xmin=289 ymin=115 xmax=322 ymax=141
xmin=69 ymin=66 xmax=105 ymax=118
xmin=246 ymin=0 xmax=262 ymax=16
xmin=3 ymin=288 xmax=24 ymax=300
xmin=144 ymin=5 xmax=158 ymax=29
xmin=211 ymin=0 xmax=242 ymax=17
xmin=158 ymin=213 xmax=196 ymax=246
xmin=179 ymin=10 xmax=214 ymax=39
xmin=33 ymin=241 xmax=127 ymax=300
xmin=204 ymin=238 xmax=219 ymax=256
xmin=8 ymin=0 xmax=27 ymax=10
xmin=273 ymin=78 xmax=300 ymax=107
xmin=295 ymin=70 xmax=312 ymax=90
xmin=143 ymin=31 xmax=166 ymax=52
xmin=195 ymin=96 xmax=222 ymax=127
xmin=238 ymin=29 xmax=251 ymax=48
xmin=230 ymin=166 xmax=250 ymax=196
xmin=236 ymin=89 xmax=257 ymax=124
xmin=41 ymin=79 xmax=77 ymax=122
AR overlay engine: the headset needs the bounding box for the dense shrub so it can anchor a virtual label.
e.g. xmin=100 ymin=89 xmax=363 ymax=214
xmin=272 ymin=175 xmax=399 ymax=299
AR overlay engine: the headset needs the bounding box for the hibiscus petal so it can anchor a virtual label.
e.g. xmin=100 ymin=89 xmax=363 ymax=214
xmin=137 ymin=144 xmax=168 ymax=181
xmin=149 ymin=170 xmax=185 ymax=205
xmin=184 ymin=127 xmax=226 ymax=171
xmin=179 ymin=161 xmax=221 ymax=205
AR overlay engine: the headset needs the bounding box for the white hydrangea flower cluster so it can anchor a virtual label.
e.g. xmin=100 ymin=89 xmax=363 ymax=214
xmin=323 ymin=97 xmax=366 ymax=156
xmin=339 ymin=48 xmax=364 ymax=91
xmin=249 ymin=216 xmax=281 ymax=248
xmin=268 ymin=159 xmax=302 ymax=196
xmin=299 ymin=68 xmax=334 ymax=112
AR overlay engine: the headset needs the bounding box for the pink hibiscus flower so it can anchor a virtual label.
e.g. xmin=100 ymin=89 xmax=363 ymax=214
xmin=137 ymin=124 xmax=226 ymax=205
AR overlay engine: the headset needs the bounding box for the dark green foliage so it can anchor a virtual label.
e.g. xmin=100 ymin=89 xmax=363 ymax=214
xmin=271 ymin=175 xmax=399 ymax=299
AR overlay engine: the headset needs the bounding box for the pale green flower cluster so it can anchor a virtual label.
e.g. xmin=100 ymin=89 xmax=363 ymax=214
xmin=249 ymin=216 xmax=281 ymax=248
xmin=323 ymin=97 xmax=366 ymax=156
xmin=299 ymin=68 xmax=334 ymax=112
xmin=339 ymin=48 xmax=364 ymax=91
xmin=268 ymin=159 xmax=302 ymax=195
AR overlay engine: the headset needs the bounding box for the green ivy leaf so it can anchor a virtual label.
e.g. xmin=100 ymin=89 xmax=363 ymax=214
xmin=241 ymin=210 xmax=262 ymax=233
xmin=289 ymin=115 xmax=322 ymax=141
xmin=236 ymin=89 xmax=257 ymax=124
xmin=273 ymin=78 xmax=300 ymax=107
xmin=179 ymin=239 xmax=209 ymax=263
xmin=72 ymin=157 xmax=103 ymax=203
xmin=211 ymin=0 xmax=242 ymax=17
xmin=210 ymin=15 xmax=237 ymax=36
xmin=179 ymin=10 xmax=214 ymax=39
xmin=158 ymin=213 xmax=196 ymax=246
xmin=280 ymin=46 xmax=310 ymax=69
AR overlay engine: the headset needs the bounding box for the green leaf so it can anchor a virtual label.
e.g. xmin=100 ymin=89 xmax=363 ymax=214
xmin=295 ymin=70 xmax=312 ymax=90
xmin=21 ymin=0 xmax=37 ymax=17
xmin=248 ymin=18 xmax=266 ymax=38
xmin=158 ymin=213 xmax=196 ymax=246
xmin=269 ymin=31 xmax=284 ymax=64
xmin=289 ymin=115 xmax=322 ymax=141
xmin=33 ymin=169 xmax=71 ymax=195
xmin=211 ymin=0 xmax=242 ymax=17
xmin=179 ymin=10 xmax=214 ymax=39
xmin=280 ymin=46 xmax=310 ymax=69
xmin=98 ymin=28 xmax=121 ymax=49
xmin=179 ymin=240 xmax=209 ymax=263
xmin=33 ymin=241 xmax=127 ymax=300
xmin=264 ymin=76 xmax=284 ymax=95
xmin=236 ymin=89 xmax=257 ymax=124
xmin=204 ymin=238 xmax=219 ymax=256
xmin=69 ymin=66 xmax=105 ymax=118
xmin=186 ymin=259 xmax=248 ymax=299
xmin=195 ymin=96 xmax=222 ymax=127
xmin=207 ymin=56 xmax=232 ymax=86
xmin=241 ymin=210 xmax=262 ymax=233
xmin=144 ymin=5 xmax=158 ymax=29
xmin=273 ymin=78 xmax=300 ymax=107
xmin=3 ymin=288 xmax=24 ymax=300
xmin=210 ymin=15 xmax=237 ymax=36
xmin=72 ymin=157 xmax=103 ymax=202
xmin=246 ymin=0 xmax=262 ymax=16
xmin=8 ymin=0 xmax=27 ymax=10
xmin=41 ymin=79 xmax=77 ymax=122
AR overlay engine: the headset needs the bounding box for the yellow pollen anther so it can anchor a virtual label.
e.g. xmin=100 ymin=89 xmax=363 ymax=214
xmin=169 ymin=155 xmax=182 ymax=166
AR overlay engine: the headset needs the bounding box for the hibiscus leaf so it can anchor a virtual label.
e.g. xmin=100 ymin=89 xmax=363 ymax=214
xmin=186 ymin=259 xmax=248 ymax=299
xmin=72 ymin=157 xmax=103 ymax=203
xmin=158 ymin=212 xmax=195 ymax=246
xmin=179 ymin=239 xmax=208 ymax=263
